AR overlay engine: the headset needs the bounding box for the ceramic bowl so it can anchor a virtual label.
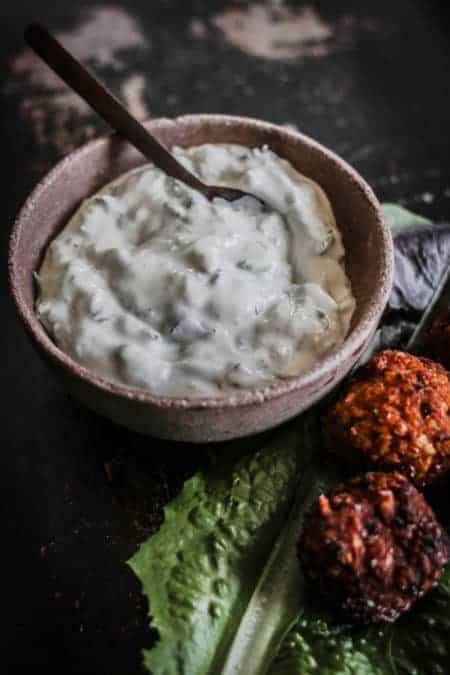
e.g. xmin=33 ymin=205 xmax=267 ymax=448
xmin=9 ymin=115 xmax=393 ymax=442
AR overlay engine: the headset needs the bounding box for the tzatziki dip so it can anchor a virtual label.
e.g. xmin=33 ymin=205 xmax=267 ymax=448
xmin=36 ymin=144 xmax=355 ymax=397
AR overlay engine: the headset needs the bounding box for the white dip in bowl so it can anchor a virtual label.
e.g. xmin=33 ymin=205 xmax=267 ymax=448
xmin=36 ymin=143 xmax=355 ymax=397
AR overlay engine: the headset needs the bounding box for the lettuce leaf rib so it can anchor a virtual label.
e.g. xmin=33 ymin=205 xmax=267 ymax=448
xmin=221 ymin=413 xmax=339 ymax=675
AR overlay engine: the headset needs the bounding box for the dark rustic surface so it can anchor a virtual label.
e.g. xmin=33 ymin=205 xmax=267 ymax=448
xmin=2 ymin=1 xmax=450 ymax=672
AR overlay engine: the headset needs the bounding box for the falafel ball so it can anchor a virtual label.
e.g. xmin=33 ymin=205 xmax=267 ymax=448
xmin=298 ymin=472 xmax=450 ymax=623
xmin=426 ymin=310 xmax=450 ymax=370
xmin=325 ymin=350 xmax=450 ymax=487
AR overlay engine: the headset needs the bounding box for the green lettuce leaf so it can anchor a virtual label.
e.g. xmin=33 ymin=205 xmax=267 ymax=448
xmin=128 ymin=423 xmax=312 ymax=675
xmin=269 ymin=566 xmax=450 ymax=675
xmin=221 ymin=414 xmax=341 ymax=675
xmin=390 ymin=565 xmax=450 ymax=674
xmin=268 ymin=614 xmax=389 ymax=675
xmin=381 ymin=203 xmax=431 ymax=235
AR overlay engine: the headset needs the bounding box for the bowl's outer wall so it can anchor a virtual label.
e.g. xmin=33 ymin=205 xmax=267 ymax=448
xmin=10 ymin=115 xmax=392 ymax=442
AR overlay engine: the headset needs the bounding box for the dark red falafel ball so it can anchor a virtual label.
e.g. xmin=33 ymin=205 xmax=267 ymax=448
xmin=298 ymin=472 xmax=450 ymax=623
xmin=325 ymin=350 xmax=450 ymax=487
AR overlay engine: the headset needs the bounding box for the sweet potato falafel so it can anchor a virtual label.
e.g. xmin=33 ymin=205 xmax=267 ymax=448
xmin=298 ymin=472 xmax=450 ymax=623
xmin=325 ymin=350 xmax=450 ymax=486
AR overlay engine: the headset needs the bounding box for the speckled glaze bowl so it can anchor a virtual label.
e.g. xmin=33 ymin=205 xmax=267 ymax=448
xmin=9 ymin=115 xmax=393 ymax=442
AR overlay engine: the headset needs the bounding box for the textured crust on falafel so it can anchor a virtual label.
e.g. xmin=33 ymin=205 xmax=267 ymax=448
xmin=325 ymin=350 xmax=450 ymax=486
xmin=298 ymin=472 xmax=450 ymax=623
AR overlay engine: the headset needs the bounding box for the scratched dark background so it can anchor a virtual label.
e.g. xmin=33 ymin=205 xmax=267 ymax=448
xmin=2 ymin=1 xmax=450 ymax=673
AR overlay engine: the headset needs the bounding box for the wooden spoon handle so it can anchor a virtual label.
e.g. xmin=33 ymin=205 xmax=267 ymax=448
xmin=24 ymin=22 xmax=208 ymax=194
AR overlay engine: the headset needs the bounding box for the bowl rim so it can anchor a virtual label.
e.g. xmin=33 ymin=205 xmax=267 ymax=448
xmin=9 ymin=113 xmax=394 ymax=410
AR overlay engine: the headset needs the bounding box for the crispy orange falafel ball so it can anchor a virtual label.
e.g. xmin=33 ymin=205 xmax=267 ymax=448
xmin=325 ymin=350 xmax=450 ymax=487
xmin=298 ymin=472 xmax=450 ymax=623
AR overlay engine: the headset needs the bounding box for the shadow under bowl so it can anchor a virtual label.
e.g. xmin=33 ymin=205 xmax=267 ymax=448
xmin=9 ymin=114 xmax=393 ymax=442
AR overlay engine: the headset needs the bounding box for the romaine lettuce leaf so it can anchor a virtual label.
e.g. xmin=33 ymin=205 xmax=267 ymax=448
xmin=221 ymin=414 xmax=342 ymax=675
xmin=129 ymin=423 xmax=312 ymax=675
xmin=269 ymin=566 xmax=450 ymax=675
xmin=381 ymin=203 xmax=430 ymax=235
xmin=269 ymin=614 xmax=390 ymax=675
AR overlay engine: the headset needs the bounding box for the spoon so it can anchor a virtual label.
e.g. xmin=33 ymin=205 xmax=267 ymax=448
xmin=24 ymin=22 xmax=262 ymax=205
